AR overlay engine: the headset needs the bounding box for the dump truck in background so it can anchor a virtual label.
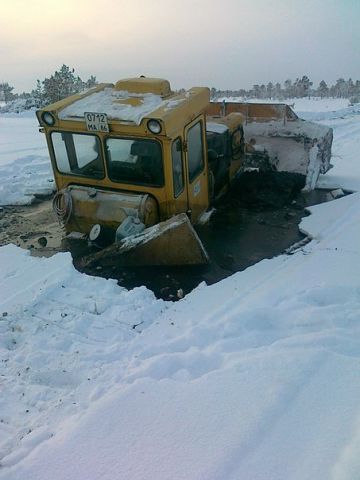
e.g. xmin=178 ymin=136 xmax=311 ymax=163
xmin=36 ymin=77 xmax=333 ymax=266
xmin=206 ymin=101 xmax=333 ymax=191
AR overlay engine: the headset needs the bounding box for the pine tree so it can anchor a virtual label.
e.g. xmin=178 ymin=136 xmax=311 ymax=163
xmin=274 ymin=83 xmax=282 ymax=100
xmin=32 ymin=80 xmax=44 ymax=107
xmin=334 ymin=78 xmax=346 ymax=98
xmin=41 ymin=65 xmax=98 ymax=105
xmin=283 ymin=79 xmax=293 ymax=98
xmin=300 ymin=75 xmax=313 ymax=98
xmin=85 ymin=75 xmax=97 ymax=89
xmin=0 ymin=82 xmax=15 ymax=103
xmin=266 ymin=82 xmax=274 ymax=99
xmin=317 ymin=80 xmax=329 ymax=98
xmin=252 ymin=85 xmax=261 ymax=98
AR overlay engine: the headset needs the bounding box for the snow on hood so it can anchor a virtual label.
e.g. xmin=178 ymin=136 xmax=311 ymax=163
xmin=58 ymin=88 xmax=185 ymax=125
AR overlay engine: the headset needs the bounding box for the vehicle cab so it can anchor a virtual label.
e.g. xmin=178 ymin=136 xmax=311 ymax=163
xmin=37 ymin=77 xmax=211 ymax=235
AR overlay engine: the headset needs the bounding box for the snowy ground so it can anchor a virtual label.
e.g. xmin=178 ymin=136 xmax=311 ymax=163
xmin=1 ymin=99 xmax=360 ymax=479
xmin=0 ymin=112 xmax=54 ymax=205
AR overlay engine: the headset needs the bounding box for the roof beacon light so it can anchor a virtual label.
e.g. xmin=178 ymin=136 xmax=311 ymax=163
xmin=147 ymin=119 xmax=162 ymax=134
xmin=42 ymin=111 xmax=55 ymax=126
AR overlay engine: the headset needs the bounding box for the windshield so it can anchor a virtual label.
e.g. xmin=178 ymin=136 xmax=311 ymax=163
xmin=51 ymin=132 xmax=104 ymax=179
xmin=105 ymin=138 xmax=164 ymax=187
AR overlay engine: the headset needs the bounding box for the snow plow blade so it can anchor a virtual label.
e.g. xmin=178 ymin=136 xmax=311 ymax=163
xmin=81 ymin=213 xmax=209 ymax=267
xmin=207 ymin=102 xmax=333 ymax=190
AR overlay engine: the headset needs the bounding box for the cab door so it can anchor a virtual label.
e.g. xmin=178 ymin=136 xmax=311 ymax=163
xmin=183 ymin=118 xmax=209 ymax=223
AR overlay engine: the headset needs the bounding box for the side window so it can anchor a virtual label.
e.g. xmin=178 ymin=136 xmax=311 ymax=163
xmin=187 ymin=121 xmax=204 ymax=183
xmin=51 ymin=132 xmax=104 ymax=178
xmin=172 ymin=138 xmax=184 ymax=198
xmin=105 ymin=138 xmax=164 ymax=187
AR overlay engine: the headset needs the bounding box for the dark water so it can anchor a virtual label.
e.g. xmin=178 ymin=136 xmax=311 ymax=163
xmin=72 ymin=172 xmax=331 ymax=300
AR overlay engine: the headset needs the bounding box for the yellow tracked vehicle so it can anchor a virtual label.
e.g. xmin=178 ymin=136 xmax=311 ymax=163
xmin=37 ymin=77 xmax=333 ymax=266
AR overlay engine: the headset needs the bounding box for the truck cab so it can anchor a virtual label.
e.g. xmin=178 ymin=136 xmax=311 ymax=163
xmin=37 ymin=77 xmax=216 ymax=235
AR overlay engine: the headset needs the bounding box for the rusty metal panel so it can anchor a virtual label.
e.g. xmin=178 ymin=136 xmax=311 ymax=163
xmin=207 ymin=102 xmax=299 ymax=123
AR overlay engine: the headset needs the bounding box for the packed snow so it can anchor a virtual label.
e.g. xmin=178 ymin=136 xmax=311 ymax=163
xmin=1 ymin=98 xmax=360 ymax=479
xmin=0 ymin=112 xmax=54 ymax=205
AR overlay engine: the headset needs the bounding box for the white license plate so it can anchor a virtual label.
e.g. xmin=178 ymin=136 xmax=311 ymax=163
xmin=84 ymin=112 xmax=109 ymax=133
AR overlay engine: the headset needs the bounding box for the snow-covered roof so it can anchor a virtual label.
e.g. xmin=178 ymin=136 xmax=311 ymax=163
xmin=58 ymin=88 xmax=167 ymax=125
xmin=59 ymin=88 xmax=164 ymax=124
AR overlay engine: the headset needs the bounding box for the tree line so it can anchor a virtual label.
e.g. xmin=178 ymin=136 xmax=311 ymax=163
xmin=210 ymin=75 xmax=360 ymax=103
xmin=1 ymin=69 xmax=360 ymax=112
xmin=0 ymin=65 xmax=97 ymax=111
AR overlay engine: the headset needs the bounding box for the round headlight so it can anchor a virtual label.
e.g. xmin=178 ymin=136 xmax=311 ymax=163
xmin=41 ymin=111 xmax=55 ymax=126
xmin=147 ymin=119 xmax=162 ymax=134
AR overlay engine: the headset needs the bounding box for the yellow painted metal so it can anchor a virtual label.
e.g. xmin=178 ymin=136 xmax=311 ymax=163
xmin=82 ymin=213 xmax=210 ymax=267
xmin=113 ymin=97 xmax=144 ymax=107
xmin=46 ymin=133 xmax=194 ymax=224
xmin=206 ymin=102 xmax=298 ymax=122
xmin=183 ymin=117 xmax=210 ymax=223
xmin=36 ymin=79 xmax=253 ymax=266
xmin=208 ymin=112 xmax=245 ymax=130
xmin=65 ymin=185 xmax=159 ymax=233
xmin=114 ymin=77 xmax=172 ymax=97
xmin=206 ymin=112 xmax=245 ymax=183
xmin=36 ymin=80 xmax=210 ymax=138
xmin=38 ymin=78 xmax=212 ymax=230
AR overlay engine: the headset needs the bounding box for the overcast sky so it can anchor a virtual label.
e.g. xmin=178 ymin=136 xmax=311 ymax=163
xmin=1 ymin=0 xmax=359 ymax=93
